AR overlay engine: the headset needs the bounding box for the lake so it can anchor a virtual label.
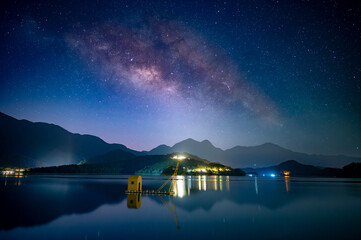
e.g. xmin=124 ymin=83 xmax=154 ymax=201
xmin=0 ymin=175 xmax=360 ymax=239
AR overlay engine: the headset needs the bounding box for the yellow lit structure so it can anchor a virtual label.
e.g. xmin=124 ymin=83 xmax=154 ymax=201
xmin=128 ymin=176 xmax=142 ymax=191
xmin=126 ymin=155 xmax=185 ymax=195
xmin=125 ymin=155 xmax=184 ymax=231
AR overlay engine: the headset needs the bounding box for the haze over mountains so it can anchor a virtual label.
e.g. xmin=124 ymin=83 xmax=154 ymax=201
xmin=0 ymin=112 xmax=360 ymax=168
xmin=0 ymin=112 xmax=137 ymax=167
xmin=145 ymin=138 xmax=361 ymax=168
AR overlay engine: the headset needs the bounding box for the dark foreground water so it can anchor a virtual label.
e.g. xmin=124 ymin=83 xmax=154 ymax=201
xmin=0 ymin=175 xmax=360 ymax=240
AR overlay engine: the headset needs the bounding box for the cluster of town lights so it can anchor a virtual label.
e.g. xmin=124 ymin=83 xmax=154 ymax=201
xmin=249 ymin=171 xmax=291 ymax=177
xmin=2 ymin=169 xmax=25 ymax=175
xmin=190 ymin=168 xmax=231 ymax=173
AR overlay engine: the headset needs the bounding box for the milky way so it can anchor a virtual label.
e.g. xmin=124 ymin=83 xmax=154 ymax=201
xmin=1 ymin=0 xmax=360 ymax=155
xmin=67 ymin=18 xmax=278 ymax=122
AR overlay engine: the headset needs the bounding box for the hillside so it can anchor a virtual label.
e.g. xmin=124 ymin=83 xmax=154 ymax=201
xmin=243 ymin=160 xmax=330 ymax=176
xmin=0 ymin=112 xmax=139 ymax=168
xmin=243 ymin=160 xmax=361 ymax=178
xmin=27 ymin=152 xmax=245 ymax=176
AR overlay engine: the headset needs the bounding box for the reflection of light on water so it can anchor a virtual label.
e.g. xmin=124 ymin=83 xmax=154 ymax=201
xmin=255 ymin=176 xmax=258 ymax=195
xmin=15 ymin=175 xmax=22 ymax=186
xmin=285 ymin=176 xmax=290 ymax=192
xmin=198 ymin=175 xmax=201 ymax=190
xmin=202 ymin=175 xmax=207 ymax=191
xmin=4 ymin=174 xmax=7 ymax=186
xmin=173 ymin=176 xmax=185 ymax=198
xmin=178 ymin=175 xmax=232 ymax=196
xmin=226 ymin=176 xmax=230 ymax=191
xmin=213 ymin=176 xmax=218 ymax=191
xmin=219 ymin=176 xmax=223 ymax=191
xmin=187 ymin=176 xmax=191 ymax=196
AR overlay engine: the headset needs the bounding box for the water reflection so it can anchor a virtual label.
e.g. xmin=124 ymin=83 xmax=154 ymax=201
xmin=173 ymin=176 xmax=185 ymax=198
xmin=0 ymin=176 xmax=127 ymax=230
xmin=168 ymin=174 xmax=295 ymax=204
xmin=1 ymin=174 xmax=361 ymax=239
xmin=14 ymin=173 xmax=23 ymax=186
xmin=3 ymin=172 xmax=23 ymax=187
xmin=255 ymin=176 xmax=258 ymax=195
xmin=198 ymin=175 xmax=201 ymax=190
xmin=127 ymin=194 xmax=141 ymax=209
xmin=157 ymin=195 xmax=180 ymax=231
xmin=170 ymin=175 xmax=231 ymax=198
xmin=126 ymin=192 xmax=179 ymax=230
xmin=226 ymin=176 xmax=230 ymax=191
xmin=285 ymin=176 xmax=290 ymax=192
xmin=202 ymin=175 xmax=207 ymax=191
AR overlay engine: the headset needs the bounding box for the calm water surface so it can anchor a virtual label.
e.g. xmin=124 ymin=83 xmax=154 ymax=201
xmin=0 ymin=175 xmax=360 ymax=240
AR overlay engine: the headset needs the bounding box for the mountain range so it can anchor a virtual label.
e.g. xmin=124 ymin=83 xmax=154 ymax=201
xmin=143 ymin=138 xmax=361 ymax=168
xmin=1 ymin=112 xmax=360 ymax=168
xmin=0 ymin=112 xmax=137 ymax=167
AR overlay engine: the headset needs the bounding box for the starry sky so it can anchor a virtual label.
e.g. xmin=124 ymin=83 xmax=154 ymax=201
xmin=0 ymin=0 xmax=360 ymax=157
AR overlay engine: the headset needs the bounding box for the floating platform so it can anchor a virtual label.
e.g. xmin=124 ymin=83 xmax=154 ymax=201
xmin=126 ymin=190 xmax=174 ymax=195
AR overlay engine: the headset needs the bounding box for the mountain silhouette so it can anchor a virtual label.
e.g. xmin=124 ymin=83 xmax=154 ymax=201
xmin=1 ymin=112 xmax=360 ymax=169
xmin=144 ymin=139 xmax=361 ymax=168
xmin=0 ymin=112 xmax=139 ymax=167
xmin=86 ymin=149 xmax=136 ymax=164
xmin=243 ymin=160 xmax=361 ymax=178
xmin=145 ymin=138 xmax=224 ymax=159
xmin=243 ymin=160 xmax=330 ymax=176
xmin=29 ymin=152 xmax=245 ymax=176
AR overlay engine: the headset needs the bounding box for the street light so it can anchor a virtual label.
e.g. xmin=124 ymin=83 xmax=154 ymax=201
xmin=171 ymin=155 xmax=186 ymax=160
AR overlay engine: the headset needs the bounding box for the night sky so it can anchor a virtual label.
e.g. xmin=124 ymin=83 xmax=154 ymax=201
xmin=0 ymin=0 xmax=360 ymax=157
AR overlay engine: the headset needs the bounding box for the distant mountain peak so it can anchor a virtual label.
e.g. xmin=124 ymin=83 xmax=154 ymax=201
xmin=172 ymin=138 xmax=201 ymax=148
xmin=153 ymin=144 xmax=171 ymax=151
xmin=283 ymin=159 xmax=299 ymax=164
xmin=176 ymin=138 xmax=198 ymax=144
xmin=278 ymin=160 xmax=301 ymax=166
xmin=185 ymin=137 xmax=196 ymax=141
xmin=260 ymin=142 xmax=278 ymax=147
xmin=157 ymin=144 xmax=170 ymax=148
xmin=201 ymin=139 xmax=212 ymax=144
xmin=174 ymin=138 xmax=215 ymax=147
xmin=258 ymin=142 xmax=288 ymax=150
